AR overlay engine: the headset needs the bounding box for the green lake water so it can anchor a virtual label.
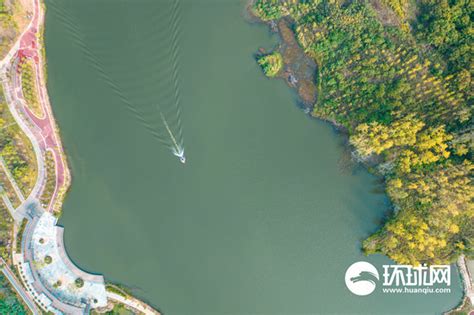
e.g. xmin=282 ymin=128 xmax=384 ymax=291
xmin=44 ymin=0 xmax=463 ymax=314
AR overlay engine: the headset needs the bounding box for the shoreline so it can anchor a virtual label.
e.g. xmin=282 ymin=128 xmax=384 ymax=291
xmin=34 ymin=0 xmax=71 ymax=215
xmin=0 ymin=0 xmax=161 ymax=313
xmin=32 ymin=0 xmax=161 ymax=313
xmin=1 ymin=0 xmax=469 ymax=313
xmin=445 ymin=255 xmax=474 ymax=314
xmin=36 ymin=1 xmax=162 ymax=312
xmin=248 ymin=1 xmax=471 ymax=314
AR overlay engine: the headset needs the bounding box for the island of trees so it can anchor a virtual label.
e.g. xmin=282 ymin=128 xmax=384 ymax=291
xmin=252 ymin=0 xmax=472 ymax=266
xmin=258 ymin=52 xmax=284 ymax=77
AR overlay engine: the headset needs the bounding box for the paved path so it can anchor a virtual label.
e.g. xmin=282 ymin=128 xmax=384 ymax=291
xmin=1 ymin=0 xmax=68 ymax=214
xmin=20 ymin=213 xmax=92 ymax=314
xmin=107 ymin=292 xmax=160 ymax=315
xmin=0 ymin=1 xmax=160 ymax=314
xmin=3 ymin=70 xmax=46 ymax=201
xmin=1 ymin=258 xmax=41 ymax=314
xmin=14 ymin=0 xmax=69 ymax=213
xmin=0 ymin=0 xmax=77 ymax=313
xmin=1 ymin=76 xmax=45 ymax=220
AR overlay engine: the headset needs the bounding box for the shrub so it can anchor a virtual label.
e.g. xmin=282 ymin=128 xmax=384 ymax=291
xmin=75 ymin=277 xmax=84 ymax=288
xmin=257 ymin=52 xmax=283 ymax=77
xmin=44 ymin=255 xmax=52 ymax=264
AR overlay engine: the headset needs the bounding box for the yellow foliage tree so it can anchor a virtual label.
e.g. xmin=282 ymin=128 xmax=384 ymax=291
xmin=350 ymin=115 xmax=424 ymax=157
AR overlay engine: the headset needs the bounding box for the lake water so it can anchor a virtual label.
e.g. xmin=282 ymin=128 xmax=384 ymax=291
xmin=44 ymin=0 xmax=463 ymax=314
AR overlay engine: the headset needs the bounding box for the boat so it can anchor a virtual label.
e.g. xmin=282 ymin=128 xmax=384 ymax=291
xmin=173 ymin=149 xmax=186 ymax=164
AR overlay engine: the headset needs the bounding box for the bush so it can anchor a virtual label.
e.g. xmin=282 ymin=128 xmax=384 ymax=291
xmin=44 ymin=255 xmax=52 ymax=264
xmin=75 ymin=277 xmax=84 ymax=288
xmin=257 ymin=52 xmax=283 ymax=77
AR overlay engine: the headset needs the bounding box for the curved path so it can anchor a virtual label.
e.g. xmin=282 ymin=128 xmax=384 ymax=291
xmin=107 ymin=292 xmax=159 ymax=315
xmin=1 ymin=0 xmax=104 ymax=313
xmin=13 ymin=0 xmax=70 ymax=212
xmin=24 ymin=210 xmax=107 ymax=313
xmin=0 ymin=0 xmax=161 ymax=314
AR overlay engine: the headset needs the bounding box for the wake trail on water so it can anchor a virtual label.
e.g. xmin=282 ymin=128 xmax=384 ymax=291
xmin=158 ymin=0 xmax=185 ymax=154
xmin=159 ymin=110 xmax=182 ymax=159
xmin=48 ymin=1 xmax=170 ymax=145
xmin=49 ymin=0 xmax=186 ymax=161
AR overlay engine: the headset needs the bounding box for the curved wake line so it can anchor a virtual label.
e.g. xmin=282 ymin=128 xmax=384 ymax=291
xmin=49 ymin=0 xmax=186 ymax=162
xmin=166 ymin=0 xmax=185 ymax=147
xmin=159 ymin=111 xmax=182 ymax=155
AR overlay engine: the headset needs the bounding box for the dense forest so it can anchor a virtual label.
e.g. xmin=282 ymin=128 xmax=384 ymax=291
xmin=252 ymin=0 xmax=472 ymax=265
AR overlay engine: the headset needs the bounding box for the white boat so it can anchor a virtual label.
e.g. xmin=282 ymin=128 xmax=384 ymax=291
xmin=173 ymin=149 xmax=186 ymax=164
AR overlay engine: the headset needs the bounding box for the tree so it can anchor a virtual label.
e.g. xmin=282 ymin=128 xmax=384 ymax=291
xmin=257 ymin=52 xmax=283 ymax=77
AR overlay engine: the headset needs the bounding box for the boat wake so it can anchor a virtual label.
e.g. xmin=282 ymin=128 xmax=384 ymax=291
xmin=160 ymin=111 xmax=185 ymax=164
xmin=49 ymin=0 xmax=186 ymax=164
xmin=157 ymin=0 xmax=186 ymax=163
